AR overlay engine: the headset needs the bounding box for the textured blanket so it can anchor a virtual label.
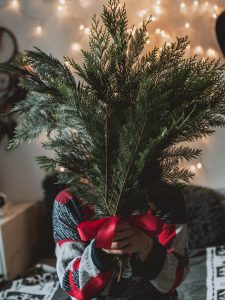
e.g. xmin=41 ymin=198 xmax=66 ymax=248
xmin=0 ymin=264 xmax=67 ymax=300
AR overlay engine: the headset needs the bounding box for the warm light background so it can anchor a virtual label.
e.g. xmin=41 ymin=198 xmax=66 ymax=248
xmin=0 ymin=0 xmax=225 ymax=202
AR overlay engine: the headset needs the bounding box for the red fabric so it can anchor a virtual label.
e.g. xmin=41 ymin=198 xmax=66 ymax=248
xmin=76 ymin=196 xmax=95 ymax=220
xmin=77 ymin=213 xmax=159 ymax=249
xmin=73 ymin=258 xmax=81 ymax=271
xmin=158 ymin=223 xmax=176 ymax=248
xmin=56 ymin=190 xmax=72 ymax=204
xmin=68 ymin=269 xmax=113 ymax=300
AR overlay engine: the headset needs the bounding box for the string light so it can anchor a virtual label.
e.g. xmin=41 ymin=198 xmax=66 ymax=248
xmin=212 ymin=13 xmax=217 ymax=19
xmin=84 ymin=27 xmax=91 ymax=35
xmin=207 ymin=48 xmax=216 ymax=57
xmin=185 ymin=22 xmax=190 ymax=29
xmin=193 ymin=1 xmax=199 ymax=7
xmin=137 ymin=9 xmax=147 ymax=17
xmin=154 ymin=5 xmax=161 ymax=15
xmin=57 ymin=0 xmax=67 ymax=13
xmin=197 ymin=162 xmax=202 ymax=169
xmin=10 ymin=0 xmax=20 ymax=10
xmin=79 ymin=24 xmax=85 ymax=30
xmin=155 ymin=28 xmax=161 ymax=34
xmin=190 ymin=165 xmax=196 ymax=173
xmin=194 ymin=46 xmax=203 ymax=54
xmin=71 ymin=43 xmax=81 ymax=51
xmin=35 ymin=26 xmax=43 ymax=36
xmin=59 ymin=167 xmax=65 ymax=172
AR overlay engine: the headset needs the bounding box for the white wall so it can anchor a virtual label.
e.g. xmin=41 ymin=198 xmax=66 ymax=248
xmin=0 ymin=0 xmax=225 ymax=203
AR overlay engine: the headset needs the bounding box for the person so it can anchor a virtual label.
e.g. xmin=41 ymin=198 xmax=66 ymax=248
xmin=52 ymin=187 xmax=189 ymax=300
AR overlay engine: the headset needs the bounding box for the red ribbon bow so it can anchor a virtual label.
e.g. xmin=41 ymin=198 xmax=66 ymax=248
xmin=77 ymin=212 xmax=159 ymax=248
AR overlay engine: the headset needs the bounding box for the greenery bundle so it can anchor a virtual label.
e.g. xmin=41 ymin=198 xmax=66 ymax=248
xmin=1 ymin=0 xmax=225 ymax=217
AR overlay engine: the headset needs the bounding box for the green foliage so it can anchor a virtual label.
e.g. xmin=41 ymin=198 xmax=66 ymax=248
xmin=1 ymin=0 xmax=225 ymax=216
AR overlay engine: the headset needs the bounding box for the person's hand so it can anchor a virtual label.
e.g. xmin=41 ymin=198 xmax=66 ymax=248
xmin=102 ymin=220 xmax=154 ymax=262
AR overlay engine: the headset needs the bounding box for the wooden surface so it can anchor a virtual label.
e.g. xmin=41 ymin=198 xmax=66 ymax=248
xmin=0 ymin=202 xmax=39 ymax=280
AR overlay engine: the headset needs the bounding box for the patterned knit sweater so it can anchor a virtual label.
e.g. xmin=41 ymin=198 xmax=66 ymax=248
xmin=52 ymin=189 xmax=189 ymax=300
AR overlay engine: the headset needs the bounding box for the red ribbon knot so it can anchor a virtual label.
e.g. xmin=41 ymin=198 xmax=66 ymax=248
xmin=77 ymin=212 xmax=159 ymax=249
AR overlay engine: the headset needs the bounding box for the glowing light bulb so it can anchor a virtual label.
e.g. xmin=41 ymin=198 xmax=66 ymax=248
xmin=154 ymin=5 xmax=161 ymax=15
xmin=137 ymin=9 xmax=147 ymax=17
xmin=190 ymin=165 xmax=196 ymax=172
xmin=146 ymin=39 xmax=150 ymax=44
xmin=207 ymin=48 xmax=216 ymax=57
xmin=35 ymin=26 xmax=43 ymax=35
xmin=213 ymin=5 xmax=218 ymax=10
xmin=194 ymin=46 xmax=203 ymax=54
xmin=160 ymin=30 xmax=166 ymax=37
xmin=57 ymin=5 xmax=66 ymax=12
xmin=204 ymin=1 xmax=209 ymax=6
xmin=185 ymin=22 xmax=190 ymax=29
xmin=156 ymin=0 xmax=161 ymax=4
xmin=84 ymin=27 xmax=91 ymax=35
xmin=155 ymin=28 xmax=161 ymax=34
xmin=71 ymin=43 xmax=81 ymax=51
xmin=10 ymin=0 xmax=19 ymax=10
xmin=180 ymin=2 xmax=186 ymax=9
xmin=197 ymin=162 xmax=202 ymax=169
xmin=186 ymin=44 xmax=191 ymax=50
xmin=212 ymin=13 xmax=217 ymax=19
xmin=193 ymin=1 xmax=199 ymax=7
xmin=79 ymin=24 xmax=85 ymax=30
xmin=59 ymin=167 xmax=65 ymax=172
xmin=151 ymin=16 xmax=157 ymax=21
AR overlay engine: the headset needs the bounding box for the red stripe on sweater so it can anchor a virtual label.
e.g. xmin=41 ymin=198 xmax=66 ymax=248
xmin=167 ymin=250 xmax=185 ymax=292
xmin=58 ymin=239 xmax=81 ymax=246
xmin=169 ymin=262 xmax=185 ymax=292
xmin=67 ymin=269 xmax=112 ymax=300
xmin=73 ymin=258 xmax=81 ymax=271
xmin=56 ymin=190 xmax=72 ymax=204
xmin=158 ymin=223 xmax=176 ymax=248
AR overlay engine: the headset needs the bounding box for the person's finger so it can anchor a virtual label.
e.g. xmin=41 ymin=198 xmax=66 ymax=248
xmin=113 ymin=229 xmax=133 ymax=242
xmin=111 ymin=238 xmax=132 ymax=250
xmin=102 ymin=248 xmax=133 ymax=255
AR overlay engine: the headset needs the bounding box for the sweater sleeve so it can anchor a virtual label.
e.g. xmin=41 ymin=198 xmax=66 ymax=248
xmin=131 ymin=222 xmax=190 ymax=294
xmin=52 ymin=190 xmax=114 ymax=300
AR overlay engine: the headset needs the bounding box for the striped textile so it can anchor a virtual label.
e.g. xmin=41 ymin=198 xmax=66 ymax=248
xmin=52 ymin=189 xmax=189 ymax=300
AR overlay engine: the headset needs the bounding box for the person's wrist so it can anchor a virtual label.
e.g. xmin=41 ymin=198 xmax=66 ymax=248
xmin=138 ymin=235 xmax=154 ymax=262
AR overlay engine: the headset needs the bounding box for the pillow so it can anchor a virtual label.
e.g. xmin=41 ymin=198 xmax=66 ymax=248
xmin=177 ymin=245 xmax=225 ymax=300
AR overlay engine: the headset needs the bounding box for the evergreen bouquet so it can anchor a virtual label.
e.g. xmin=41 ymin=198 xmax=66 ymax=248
xmin=1 ymin=0 xmax=225 ymax=248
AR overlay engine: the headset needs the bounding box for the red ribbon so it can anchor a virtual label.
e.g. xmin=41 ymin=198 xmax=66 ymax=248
xmin=77 ymin=212 xmax=159 ymax=249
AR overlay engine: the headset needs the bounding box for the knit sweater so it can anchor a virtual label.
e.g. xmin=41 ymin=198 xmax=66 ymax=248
xmin=52 ymin=189 xmax=189 ymax=300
